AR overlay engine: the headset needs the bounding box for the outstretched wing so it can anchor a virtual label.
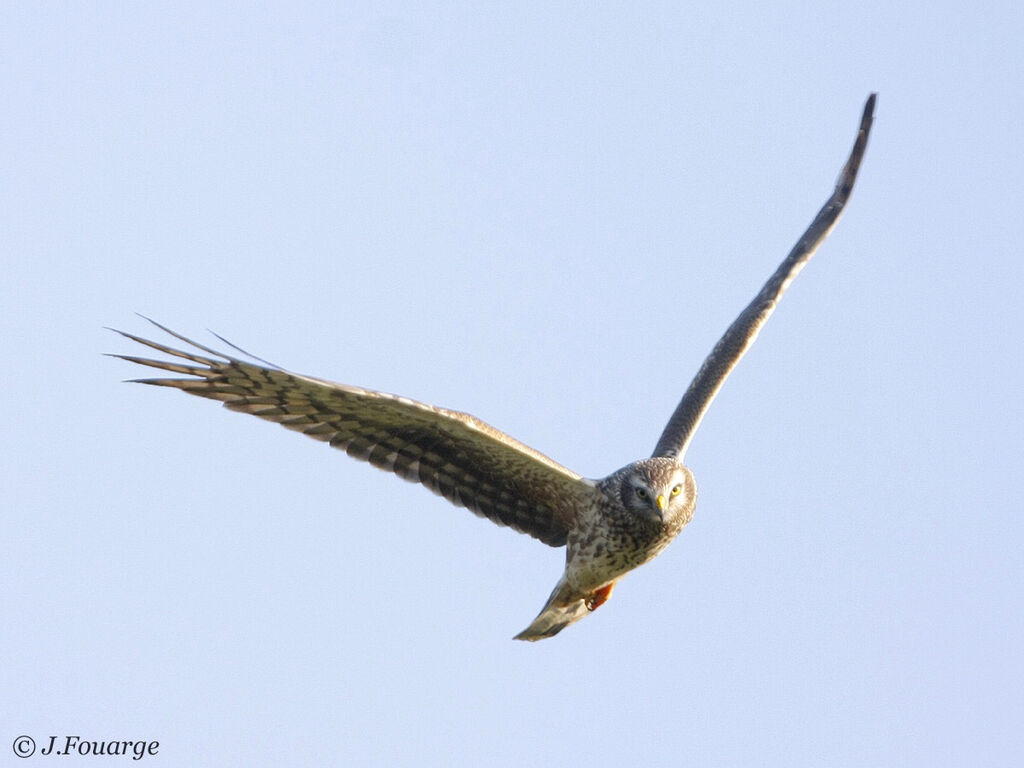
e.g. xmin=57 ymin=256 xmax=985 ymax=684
xmin=653 ymin=94 xmax=876 ymax=461
xmin=111 ymin=318 xmax=596 ymax=546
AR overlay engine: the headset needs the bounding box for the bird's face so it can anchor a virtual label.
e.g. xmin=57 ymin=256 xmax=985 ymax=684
xmin=618 ymin=458 xmax=696 ymax=532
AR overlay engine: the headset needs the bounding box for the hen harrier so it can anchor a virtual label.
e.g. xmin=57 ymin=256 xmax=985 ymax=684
xmin=113 ymin=95 xmax=875 ymax=640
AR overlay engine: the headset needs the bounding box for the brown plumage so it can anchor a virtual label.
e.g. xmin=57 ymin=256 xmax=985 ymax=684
xmin=112 ymin=95 xmax=875 ymax=640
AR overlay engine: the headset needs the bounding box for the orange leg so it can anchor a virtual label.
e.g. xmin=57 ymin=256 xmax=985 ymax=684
xmin=585 ymin=582 xmax=615 ymax=612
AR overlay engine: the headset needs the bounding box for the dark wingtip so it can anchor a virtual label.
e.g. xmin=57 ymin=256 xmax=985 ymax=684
xmin=860 ymin=93 xmax=877 ymax=135
xmin=834 ymin=93 xmax=877 ymax=198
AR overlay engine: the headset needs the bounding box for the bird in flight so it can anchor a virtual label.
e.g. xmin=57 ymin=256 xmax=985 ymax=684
xmin=112 ymin=95 xmax=875 ymax=641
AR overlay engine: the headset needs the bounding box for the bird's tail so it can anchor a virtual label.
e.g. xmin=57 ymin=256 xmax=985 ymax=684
xmin=513 ymin=579 xmax=614 ymax=641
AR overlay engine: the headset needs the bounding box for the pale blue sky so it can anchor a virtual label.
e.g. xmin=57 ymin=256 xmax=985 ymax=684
xmin=3 ymin=2 xmax=1022 ymax=766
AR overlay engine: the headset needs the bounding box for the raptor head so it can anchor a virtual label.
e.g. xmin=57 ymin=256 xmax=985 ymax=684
xmin=615 ymin=457 xmax=696 ymax=536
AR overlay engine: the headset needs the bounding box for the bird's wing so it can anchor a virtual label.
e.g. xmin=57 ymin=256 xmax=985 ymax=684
xmin=652 ymin=94 xmax=876 ymax=461
xmin=111 ymin=318 xmax=596 ymax=547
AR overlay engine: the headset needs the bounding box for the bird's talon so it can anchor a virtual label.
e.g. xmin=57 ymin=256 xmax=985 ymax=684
xmin=586 ymin=583 xmax=615 ymax=612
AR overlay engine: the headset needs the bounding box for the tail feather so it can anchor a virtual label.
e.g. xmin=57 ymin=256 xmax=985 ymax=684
xmin=513 ymin=579 xmax=614 ymax=641
xmin=514 ymin=599 xmax=590 ymax=642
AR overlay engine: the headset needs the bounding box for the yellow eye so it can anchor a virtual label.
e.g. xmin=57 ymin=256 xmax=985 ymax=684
xmin=670 ymin=484 xmax=682 ymax=497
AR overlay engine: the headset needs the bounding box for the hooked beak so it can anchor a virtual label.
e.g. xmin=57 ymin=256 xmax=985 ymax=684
xmin=655 ymin=494 xmax=667 ymax=516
